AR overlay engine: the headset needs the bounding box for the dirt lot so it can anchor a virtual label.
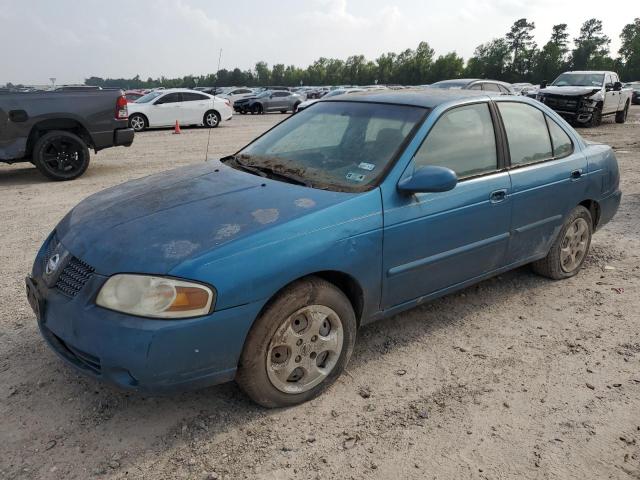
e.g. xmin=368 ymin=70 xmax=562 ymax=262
xmin=1 ymin=108 xmax=639 ymax=480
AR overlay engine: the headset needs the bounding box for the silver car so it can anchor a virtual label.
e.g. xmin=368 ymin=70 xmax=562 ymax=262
xmin=236 ymin=90 xmax=304 ymax=114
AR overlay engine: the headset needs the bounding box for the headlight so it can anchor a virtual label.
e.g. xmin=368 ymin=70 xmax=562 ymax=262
xmin=96 ymin=274 xmax=215 ymax=319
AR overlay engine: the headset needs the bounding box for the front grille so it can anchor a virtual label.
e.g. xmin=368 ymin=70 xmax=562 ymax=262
xmin=55 ymin=257 xmax=95 ymax=297
xmin=43 ymin=327 xmax=102 ymax=375
xmin=543 ymin=95 xmax=580 ymax=112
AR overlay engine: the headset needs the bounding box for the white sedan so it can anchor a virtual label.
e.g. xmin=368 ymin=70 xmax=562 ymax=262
xmin=128 ymin=88 xmax=233 ymax=131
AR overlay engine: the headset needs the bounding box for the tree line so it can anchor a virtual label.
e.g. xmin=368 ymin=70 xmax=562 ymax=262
xmin=84 ymin=17 xmax=639 ymax=89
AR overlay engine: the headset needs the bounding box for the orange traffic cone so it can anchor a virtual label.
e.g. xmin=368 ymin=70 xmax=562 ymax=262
xmin=173 ymin=120 xmax=181 ymax=134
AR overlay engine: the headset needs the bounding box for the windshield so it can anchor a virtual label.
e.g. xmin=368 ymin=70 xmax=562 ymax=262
xmin=232 ymin=101 xmax=426 ymax=191
xmin=430 ymin=80 xmax=469 ymax=89
xmin=135 ymin=91 xmax=163 ymax=103
xmin=256 ymin=91 xmax=271 ymax=98
xmin=552 ymin=73 xmax=604 ymax=87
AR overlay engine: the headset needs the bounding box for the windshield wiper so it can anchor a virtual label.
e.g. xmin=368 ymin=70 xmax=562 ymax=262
xmin=223 ymin=155 xmax=312 ymax=187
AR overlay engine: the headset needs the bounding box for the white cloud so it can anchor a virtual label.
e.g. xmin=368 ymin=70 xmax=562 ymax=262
xmin=0 ymin=0 xmax=629 ymax=85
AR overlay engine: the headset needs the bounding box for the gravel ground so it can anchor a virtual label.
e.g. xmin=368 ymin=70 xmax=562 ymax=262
xmin=1 ymin=108 xmax=639 ymax=480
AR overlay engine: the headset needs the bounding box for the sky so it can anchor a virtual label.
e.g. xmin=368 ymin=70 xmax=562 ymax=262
xmin=0 ymin=0 xmax=633 ymax=85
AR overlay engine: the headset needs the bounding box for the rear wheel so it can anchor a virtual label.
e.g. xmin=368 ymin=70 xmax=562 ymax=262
xmin=236 ymin=277 xmax=357 ymax=408
xmin=32 ymin=130 xmax=90 ymax=181
xmin=129 ymin=114 xmax=147 ymax=132
xmin=532 ymin=206 xmax=592 ymax=279
xmin=615 ymin=102 xmax=629 ymax=123
xmin=203 ymin=110 xmax=220 ymax=128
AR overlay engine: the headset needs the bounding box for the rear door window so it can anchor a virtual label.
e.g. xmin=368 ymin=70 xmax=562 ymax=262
xmin=546 ymin=117 xmax=573 ymax=158
xmin=498 ymin=102 xmax=552 ymax=166
xmin=413 ymin=103 xmax=498 ymax=179
xmin=182 ymin=92 xmax=209 ymax=101
xmin=155 ymin=93 xmax=182 ymax=104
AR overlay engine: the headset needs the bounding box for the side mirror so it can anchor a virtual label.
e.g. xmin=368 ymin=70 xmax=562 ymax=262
xmin=540 ymin=80 xmax=548 ymax=89
xmin=397 ymin=165 xmax=458 ymax=194
xmin=613 ymin=81 xmax=622 ymax=91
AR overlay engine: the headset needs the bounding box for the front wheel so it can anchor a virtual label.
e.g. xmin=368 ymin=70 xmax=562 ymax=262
xmin=615 ymin=102 xmax=629 ymax=123
xmin=236 ymin=277 xmax=357 ymax=408
xmin=32 ymin=130 xmax=90 ymax=181
xmin=203 ymin=110 xmax=221 ymax=128
xmin=585 ymin=105 xmax=602 ymax=127
xmin=531 ymin=206 xmax=593 ymax=279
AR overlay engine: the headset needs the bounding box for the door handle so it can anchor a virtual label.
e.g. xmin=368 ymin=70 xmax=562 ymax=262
xmin=490 ymin=189 xmax=507 ymax=203
xmin=570 ymin=169 xmax=582 ymax=180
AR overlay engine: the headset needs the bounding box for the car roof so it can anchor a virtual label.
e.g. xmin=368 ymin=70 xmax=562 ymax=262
xmin=324 ymin=87 xmax=498 ymax=109
xmin=563 ymin=71 xmax=614 ymax=75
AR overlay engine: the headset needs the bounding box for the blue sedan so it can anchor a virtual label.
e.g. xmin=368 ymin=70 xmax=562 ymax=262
xmin=26 ymin=89 xmax=621 ymax=407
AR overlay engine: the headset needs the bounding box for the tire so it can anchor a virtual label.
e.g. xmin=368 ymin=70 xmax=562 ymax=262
xmin=32 ymin=130 xmax=90 ymax=181
xmin=253 ymin=104 xmax=263 ymax=115
xmin=129 ymin=114 xmax=147 ymax=132
xmin=293 ymin=102 xmax=300 ymax=113
xmin=236 ymin=277 xmax=357 ymax=408
xmin=585 ymin=104 xmax=602 ymax=127
xmin=531 ymin=206 xmax=593 ymax=280
xmin=203 ymin=110 xmax=221 ymax=128
xmin=280 ymin=110 xmax=288 ymax=114
xmin=615 ymin=102 xmax=629 ymax=124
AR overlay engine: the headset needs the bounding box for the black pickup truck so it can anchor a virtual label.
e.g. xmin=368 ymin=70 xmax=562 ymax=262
xmin=0 ymin=89 xmax=134 ymax=180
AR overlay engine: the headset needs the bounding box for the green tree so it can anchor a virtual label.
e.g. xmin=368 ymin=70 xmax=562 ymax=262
xmin=255 ymin=61 xmax=271 ymax=85
xmin=505 ymin=18 xmax=537 ymax=80
xmin=536 ymin=24 xmax=570 ymax=82
xmin=465 ymin=39 xmax=511 ymax=79
xmin=619 ymin=18 xmax=640 ymax=80
xmin=427 ymin=52 xmax=464 ymax=83
xmin=571 ymin=18 xmax=612 ymax=70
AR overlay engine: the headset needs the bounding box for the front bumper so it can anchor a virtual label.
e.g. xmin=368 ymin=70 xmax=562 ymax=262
xmin=27 ymin=246 xmax=264 ymax=392
xmin=538 ymin=95 xmax=596 ymax=123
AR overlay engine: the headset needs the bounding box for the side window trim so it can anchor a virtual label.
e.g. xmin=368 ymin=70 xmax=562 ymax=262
xmin=410 ymin=101 xmax=506 ymax=183
xmin=495 ymin=100 xmax=575 ymax=169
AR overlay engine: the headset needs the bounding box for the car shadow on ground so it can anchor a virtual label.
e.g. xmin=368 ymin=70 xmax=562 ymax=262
xmin=0 ymin=164 xmax=51 ymax=186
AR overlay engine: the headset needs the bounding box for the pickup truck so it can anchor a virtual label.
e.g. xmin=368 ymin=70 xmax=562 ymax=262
xmin=0 ymin=89 xmax=134 ymax=180
xmin=536 ymin=71 xmax=632 ymax=127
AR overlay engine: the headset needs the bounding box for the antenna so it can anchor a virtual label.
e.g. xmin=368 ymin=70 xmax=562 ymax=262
xmin=205 ymin=48 xmax=223 ymax=162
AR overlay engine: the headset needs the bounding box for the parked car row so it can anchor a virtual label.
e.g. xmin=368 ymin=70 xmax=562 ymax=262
xmin=119 ymin=70 xmax=636 ymax=134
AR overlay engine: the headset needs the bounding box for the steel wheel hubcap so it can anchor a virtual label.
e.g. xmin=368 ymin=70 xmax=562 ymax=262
xmin=560 ymin=217 xmax=589 ymax=272
xmin=266 ymin=305 xmax=343 ymax=394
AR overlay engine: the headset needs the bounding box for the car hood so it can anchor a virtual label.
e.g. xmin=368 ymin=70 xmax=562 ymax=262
xmin=539 ymin=86 xmax=601 ymax=97
xmin=55 ymin=161 xmax=351 ymax=275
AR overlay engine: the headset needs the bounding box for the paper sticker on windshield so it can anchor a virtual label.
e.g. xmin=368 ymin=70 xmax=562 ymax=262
xmin=358 ymin=162 xmax=375 ymax=171
xmin=346 ymin=172 xmax=366 ymax=182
